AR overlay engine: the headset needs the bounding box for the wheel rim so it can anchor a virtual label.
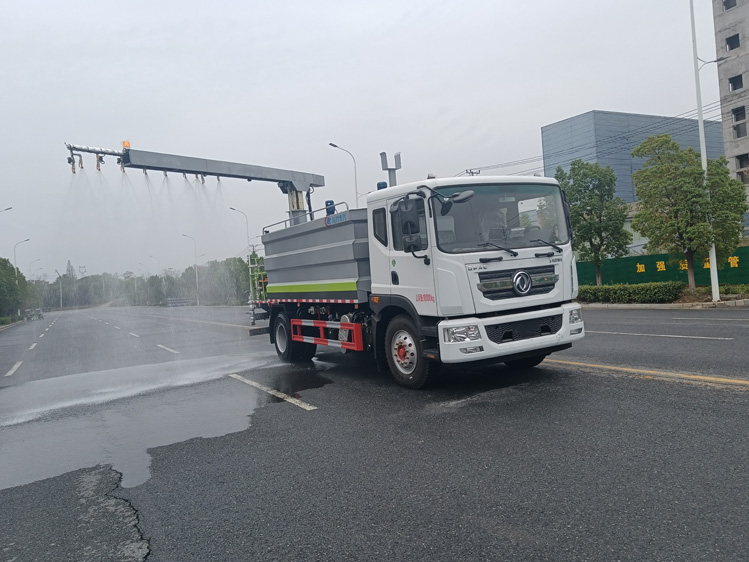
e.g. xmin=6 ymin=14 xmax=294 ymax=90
xmin=391 ymin=329 xmax=417 ymax=375
xmin=275 ymin=322 xmax=288 ymax=353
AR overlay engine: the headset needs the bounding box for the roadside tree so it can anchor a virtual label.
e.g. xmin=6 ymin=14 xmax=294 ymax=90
xmin=631 ymin=135 xmax=748 ymax=290
xmin=555 ymin=160 xmax=632 ymax=285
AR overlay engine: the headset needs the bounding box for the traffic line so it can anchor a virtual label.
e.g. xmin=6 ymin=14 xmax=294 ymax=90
xmin=587 ymin=330 xmax=732 ymax=341
xmin=156 ymin=344 xmax=180 ymax=354
xmin=39 ymin=333 xmax=44 ymax=339
xmin=547 ymin=359 xmax=749 ymax=388
xmin=129 ymin=332 xmax=140 ymax=338
xmin=28 ymin=343 xmax=37 ymax=350
xmin=114 ymin=326 xmax=121 ymax=330
xmin=229 ymin=374 xmax=318 ymax=411
xmin=5 ymin=361 xmax=22 ymax=377
xmin=104 ymin=322 xmax=110 ymax=325
xmin=672 ymin=317 xmax=749 ymax=321
xmin=44 ymin=328 xmax=49 ymax=332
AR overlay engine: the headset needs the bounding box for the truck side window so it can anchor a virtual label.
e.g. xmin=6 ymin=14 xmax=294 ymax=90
xmin=392 ymin=198 xmax=428 ymax=251
xmin=372 ymin=208 xmax=388 ymax=246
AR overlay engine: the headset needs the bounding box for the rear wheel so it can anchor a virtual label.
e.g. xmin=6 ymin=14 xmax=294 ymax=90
xmin=504 ymin=355 xmax=545 ymax=370
xmin=274 ymin=312 xmax=298 ymax=361
xmin=384 ymin=315 xmax=437 ymax=389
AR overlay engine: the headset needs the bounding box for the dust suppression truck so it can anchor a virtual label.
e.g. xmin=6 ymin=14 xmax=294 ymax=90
xmin=256 ymin=176 xmax=584 ymax=388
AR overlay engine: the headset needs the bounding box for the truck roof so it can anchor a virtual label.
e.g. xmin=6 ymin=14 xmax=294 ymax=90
xmin=365 ymin=175 xmax=560 ymax=205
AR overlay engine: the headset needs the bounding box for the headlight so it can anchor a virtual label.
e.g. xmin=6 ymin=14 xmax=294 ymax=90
xmin=569 ymin=309 xmax=582 ymax=324
xmin=443 ymin=325 xmax=481 ymax=343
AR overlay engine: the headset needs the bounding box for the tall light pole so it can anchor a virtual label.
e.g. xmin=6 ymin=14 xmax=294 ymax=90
xmin=13 ymin=239 xmax=29 ymax=282
xmin=690 ymin=0 xmax=720 ymax=303
xmin=182 ymin=233 xmax=200 ymax=306
xmin=329 ymin=143 xmax=360 ymax=207
xmin=28 ymin=258 xmax=40 ymax=278
xmin=55 ymin=269 xmax=63 ymax=310
xmin=229 ymin=206 xmax=254 ymax=302
xmin=1 ymin=207 xmax=11 ymax=214
xmin=149 ymin=254 xmax=161 ymax=275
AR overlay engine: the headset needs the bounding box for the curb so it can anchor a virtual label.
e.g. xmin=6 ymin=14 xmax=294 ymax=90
xmin=0 ymin=321 xmax=24 ymax=332
xmin=581 ymin=299 xmax=749 ymax=310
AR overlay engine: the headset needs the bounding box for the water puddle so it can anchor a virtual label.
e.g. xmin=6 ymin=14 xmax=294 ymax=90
xmin=0 ymin=356 xmax=330 ymax=490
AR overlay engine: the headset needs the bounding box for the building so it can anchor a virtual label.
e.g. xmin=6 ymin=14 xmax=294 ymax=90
xmin=712 ymin=0 xmax=749 ymax=195
xmin=541 ymin=110 xmax=724 ymax=203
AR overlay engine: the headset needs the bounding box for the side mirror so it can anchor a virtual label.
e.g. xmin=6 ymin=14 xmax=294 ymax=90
xmin=438 ymin=189 xmax=475 ymax=216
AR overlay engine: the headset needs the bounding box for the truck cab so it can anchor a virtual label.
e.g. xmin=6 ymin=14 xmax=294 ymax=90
xmin=367 ymin=176 xmax=584 ymax=379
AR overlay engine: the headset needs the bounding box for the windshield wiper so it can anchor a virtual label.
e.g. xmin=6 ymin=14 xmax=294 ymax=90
xmin=479 ymin=242 xmax=518 ymax=257
xmin=531 ymin=239 xmax=563 ymax=253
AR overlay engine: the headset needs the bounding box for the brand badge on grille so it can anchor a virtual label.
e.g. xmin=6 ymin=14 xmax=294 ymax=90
xmin=512 ymin=270 xmax=532 ymax=295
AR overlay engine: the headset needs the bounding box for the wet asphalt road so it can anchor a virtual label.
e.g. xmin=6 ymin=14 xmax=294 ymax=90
xmin=1 ymin=306 xmax=748 ymax=561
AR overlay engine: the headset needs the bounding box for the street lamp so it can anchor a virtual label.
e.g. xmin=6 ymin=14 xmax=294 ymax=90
xmin=149 ymin=254 xmax=161 ymax=275
xmin=28 ymin=258 xmax=40 ymax=278
xmin=55 ymin=269 xmax=63 ymax=309
xmin=690 ymin=0 xmax=720 ymax=303
xmin=329 ymin=143 xmax=360 ymax=207
xmin=13 ymin=239 xmax=30 ymax=283
xmin=1 ymin=207 xmax=11 ymax=213
xmin=182 ymin=234 xmax=200 ymax=306
xmin=229 ymin=206 xmax=255 ymax=302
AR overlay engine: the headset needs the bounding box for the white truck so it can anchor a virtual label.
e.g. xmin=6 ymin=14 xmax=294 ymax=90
xmin=257 ymin=175 xmax=584 ymax=388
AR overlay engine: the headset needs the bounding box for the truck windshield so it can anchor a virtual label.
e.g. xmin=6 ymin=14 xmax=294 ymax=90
xmin=433 ymin=183 xmax=570 ymax=254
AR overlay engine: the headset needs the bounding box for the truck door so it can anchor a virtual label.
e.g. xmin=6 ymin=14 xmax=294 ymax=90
xmin=388 ymin=196 xmax=438 ymax=316
xmin=369 ymin=206 xmax=391 ymax=297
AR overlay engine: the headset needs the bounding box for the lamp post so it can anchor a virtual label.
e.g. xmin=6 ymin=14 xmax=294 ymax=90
xmin=13 ymin=239 xmax=29 ymax=282
xmin=1 ymin=207 xmax=11 ymax=214
xmin=329 ymin=143 xmax=360 ymax=207
xmin=229 ymin=206 xmax=254 ymax=303
xmin=690 ymin=0 xmax=720 ymax=303
xmin=182 ymin=234 xmax=200 ymax=306
xmin=28 ymin=259 xmax=40 ymax=278
xmin=55 ymin=269 xmax=63 ymax=310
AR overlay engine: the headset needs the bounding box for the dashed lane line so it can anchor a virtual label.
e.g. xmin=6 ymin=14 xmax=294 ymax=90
xmin=156 ymin=344 xmax=180 ymax=354
xmin=114 ymin=326 xmax=121 ymax=330
xmin=129 ymin=332 xmax=140 ymax=338
xmin=5 ymin=361 xmax=22 ymax=377
xmin=229 ymin=374 xmax=318 ymax=411
xmin=587 ymin=330 xmax=732 ymax=341
xmin=28 ymin=343 xmax=37 ymax=350
xmin=39 ymin=333 xmax=44 ymax=339
xmin=546 ymin=359 xmax=749 ymax=388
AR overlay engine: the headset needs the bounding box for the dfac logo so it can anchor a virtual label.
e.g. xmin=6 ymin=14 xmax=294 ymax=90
xmin=325 ymin=213 xmax=348 ymax=227
xmin=512 ymin=270 xmax=532 ymax=296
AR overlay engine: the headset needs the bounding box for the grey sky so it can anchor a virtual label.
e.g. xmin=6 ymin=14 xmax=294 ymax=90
xmin=1 ymin=0 xmax=721 ymax=279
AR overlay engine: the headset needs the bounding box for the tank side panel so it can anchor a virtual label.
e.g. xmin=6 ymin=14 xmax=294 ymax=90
xmin=262 ymin=209 xmax=370 ymax=301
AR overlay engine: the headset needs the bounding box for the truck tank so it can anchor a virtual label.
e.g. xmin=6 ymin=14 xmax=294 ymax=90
xmin=261 ymin=208 xmax=370 ymax=302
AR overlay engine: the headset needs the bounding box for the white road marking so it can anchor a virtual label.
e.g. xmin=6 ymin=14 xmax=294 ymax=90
xmin=5 ymin=361 xmax=22 ymax=377
xmin=104 ymin=322 xmax=110 ymax=325
xmin=129 ymin=332 xmax=140 ymax=338
xmin=229 ymin=374 xmax=318 ymax=411
xmin=39 ymin=333 xmax=45 ymax=339
xmin=672 ymin=317 xmax=749 ymax=322
xmin=156 ymin=344 xmax=180 ymax=354
xmin=44 ymin=328 xmax=49 ymax=332
xmin=587 ymin=330 xmax=732 ymax=341
xmin=28 ymin=343 xmax=37 ymax=350
xmin=114 ymin=326 xmax=121 ymax=330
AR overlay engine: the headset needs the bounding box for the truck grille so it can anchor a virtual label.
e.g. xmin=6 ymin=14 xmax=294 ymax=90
xmin=477 ymin=265 xmax=557 ymax=300
xmin=485 ymin=314 xmax=563 ymax=344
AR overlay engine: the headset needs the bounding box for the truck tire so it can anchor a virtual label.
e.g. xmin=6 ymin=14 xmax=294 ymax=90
xmin=505 ymin=355 xmax=545 ymax=370
xmin=273 ymin=312 xmax=299 ymax=362
xmin=384 ymin=315 xmax=436 ymax=389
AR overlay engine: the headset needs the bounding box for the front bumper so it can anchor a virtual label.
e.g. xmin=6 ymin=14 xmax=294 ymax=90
xmin=438 ymin=302 xmax=584 ymax=364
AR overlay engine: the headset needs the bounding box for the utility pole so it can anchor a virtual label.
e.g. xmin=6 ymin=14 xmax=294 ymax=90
xmin=182 ymin=234 xmax=200 ymax=306
xmin=55 ymin=269 xmax=63 ymax=310
xmin=690 ymin=0 xmax=720 ymax=302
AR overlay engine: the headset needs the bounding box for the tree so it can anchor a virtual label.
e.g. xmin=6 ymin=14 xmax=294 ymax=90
xmin=631 ymin=135 xmax=748 ymax=290
xmin=555 ymin=160 xmax=632 ymax=285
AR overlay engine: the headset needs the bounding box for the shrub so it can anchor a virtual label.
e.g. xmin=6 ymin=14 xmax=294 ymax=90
xmin=578 ymin=282 xmax=685 ymax=304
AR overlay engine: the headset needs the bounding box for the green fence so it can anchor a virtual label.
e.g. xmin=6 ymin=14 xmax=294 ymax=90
xmin=577 ymin=246 xmax=749 ymax=286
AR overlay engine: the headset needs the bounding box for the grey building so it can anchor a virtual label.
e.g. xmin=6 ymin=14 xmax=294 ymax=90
xmin=541 ymin=110 xmax=724 ymax=203
xmin=712 ymin=0 xmax=749 ymax=192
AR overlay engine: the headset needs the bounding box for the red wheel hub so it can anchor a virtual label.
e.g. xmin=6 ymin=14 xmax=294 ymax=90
xmin=397 ymin=346 xmax=407 ymax=361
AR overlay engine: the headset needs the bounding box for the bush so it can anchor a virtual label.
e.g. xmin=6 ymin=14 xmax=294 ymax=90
xmin=578 ymin=282 xmax=685 ymax=304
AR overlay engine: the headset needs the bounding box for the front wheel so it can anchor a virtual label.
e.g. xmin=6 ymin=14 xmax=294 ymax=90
xmin=504 ymin=355 xmax=545 ymax=370
xmin=384 ymin=315 xmax=437 ymax=389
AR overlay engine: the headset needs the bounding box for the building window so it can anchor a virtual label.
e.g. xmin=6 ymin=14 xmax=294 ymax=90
xmin=735 ymin=123 xmax=748 ymax=139
xmin=737 ymin=153 xmax=749 ymax=170
xmin=724 ymin=0 xmax=738 ymax=10
xmin=733 ymin=106 xmax=747 ymax=122
xmin=726 ymin=34 xmax=740 ymax=51
xmin=729 ymin=75 xmax=744 ymax=91
xmin=739 ymin=171 xmax=749 ymax=185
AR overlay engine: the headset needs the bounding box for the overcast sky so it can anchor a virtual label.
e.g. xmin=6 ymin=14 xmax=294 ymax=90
xmin=1 ymin=0 xmax=722 ymax=280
